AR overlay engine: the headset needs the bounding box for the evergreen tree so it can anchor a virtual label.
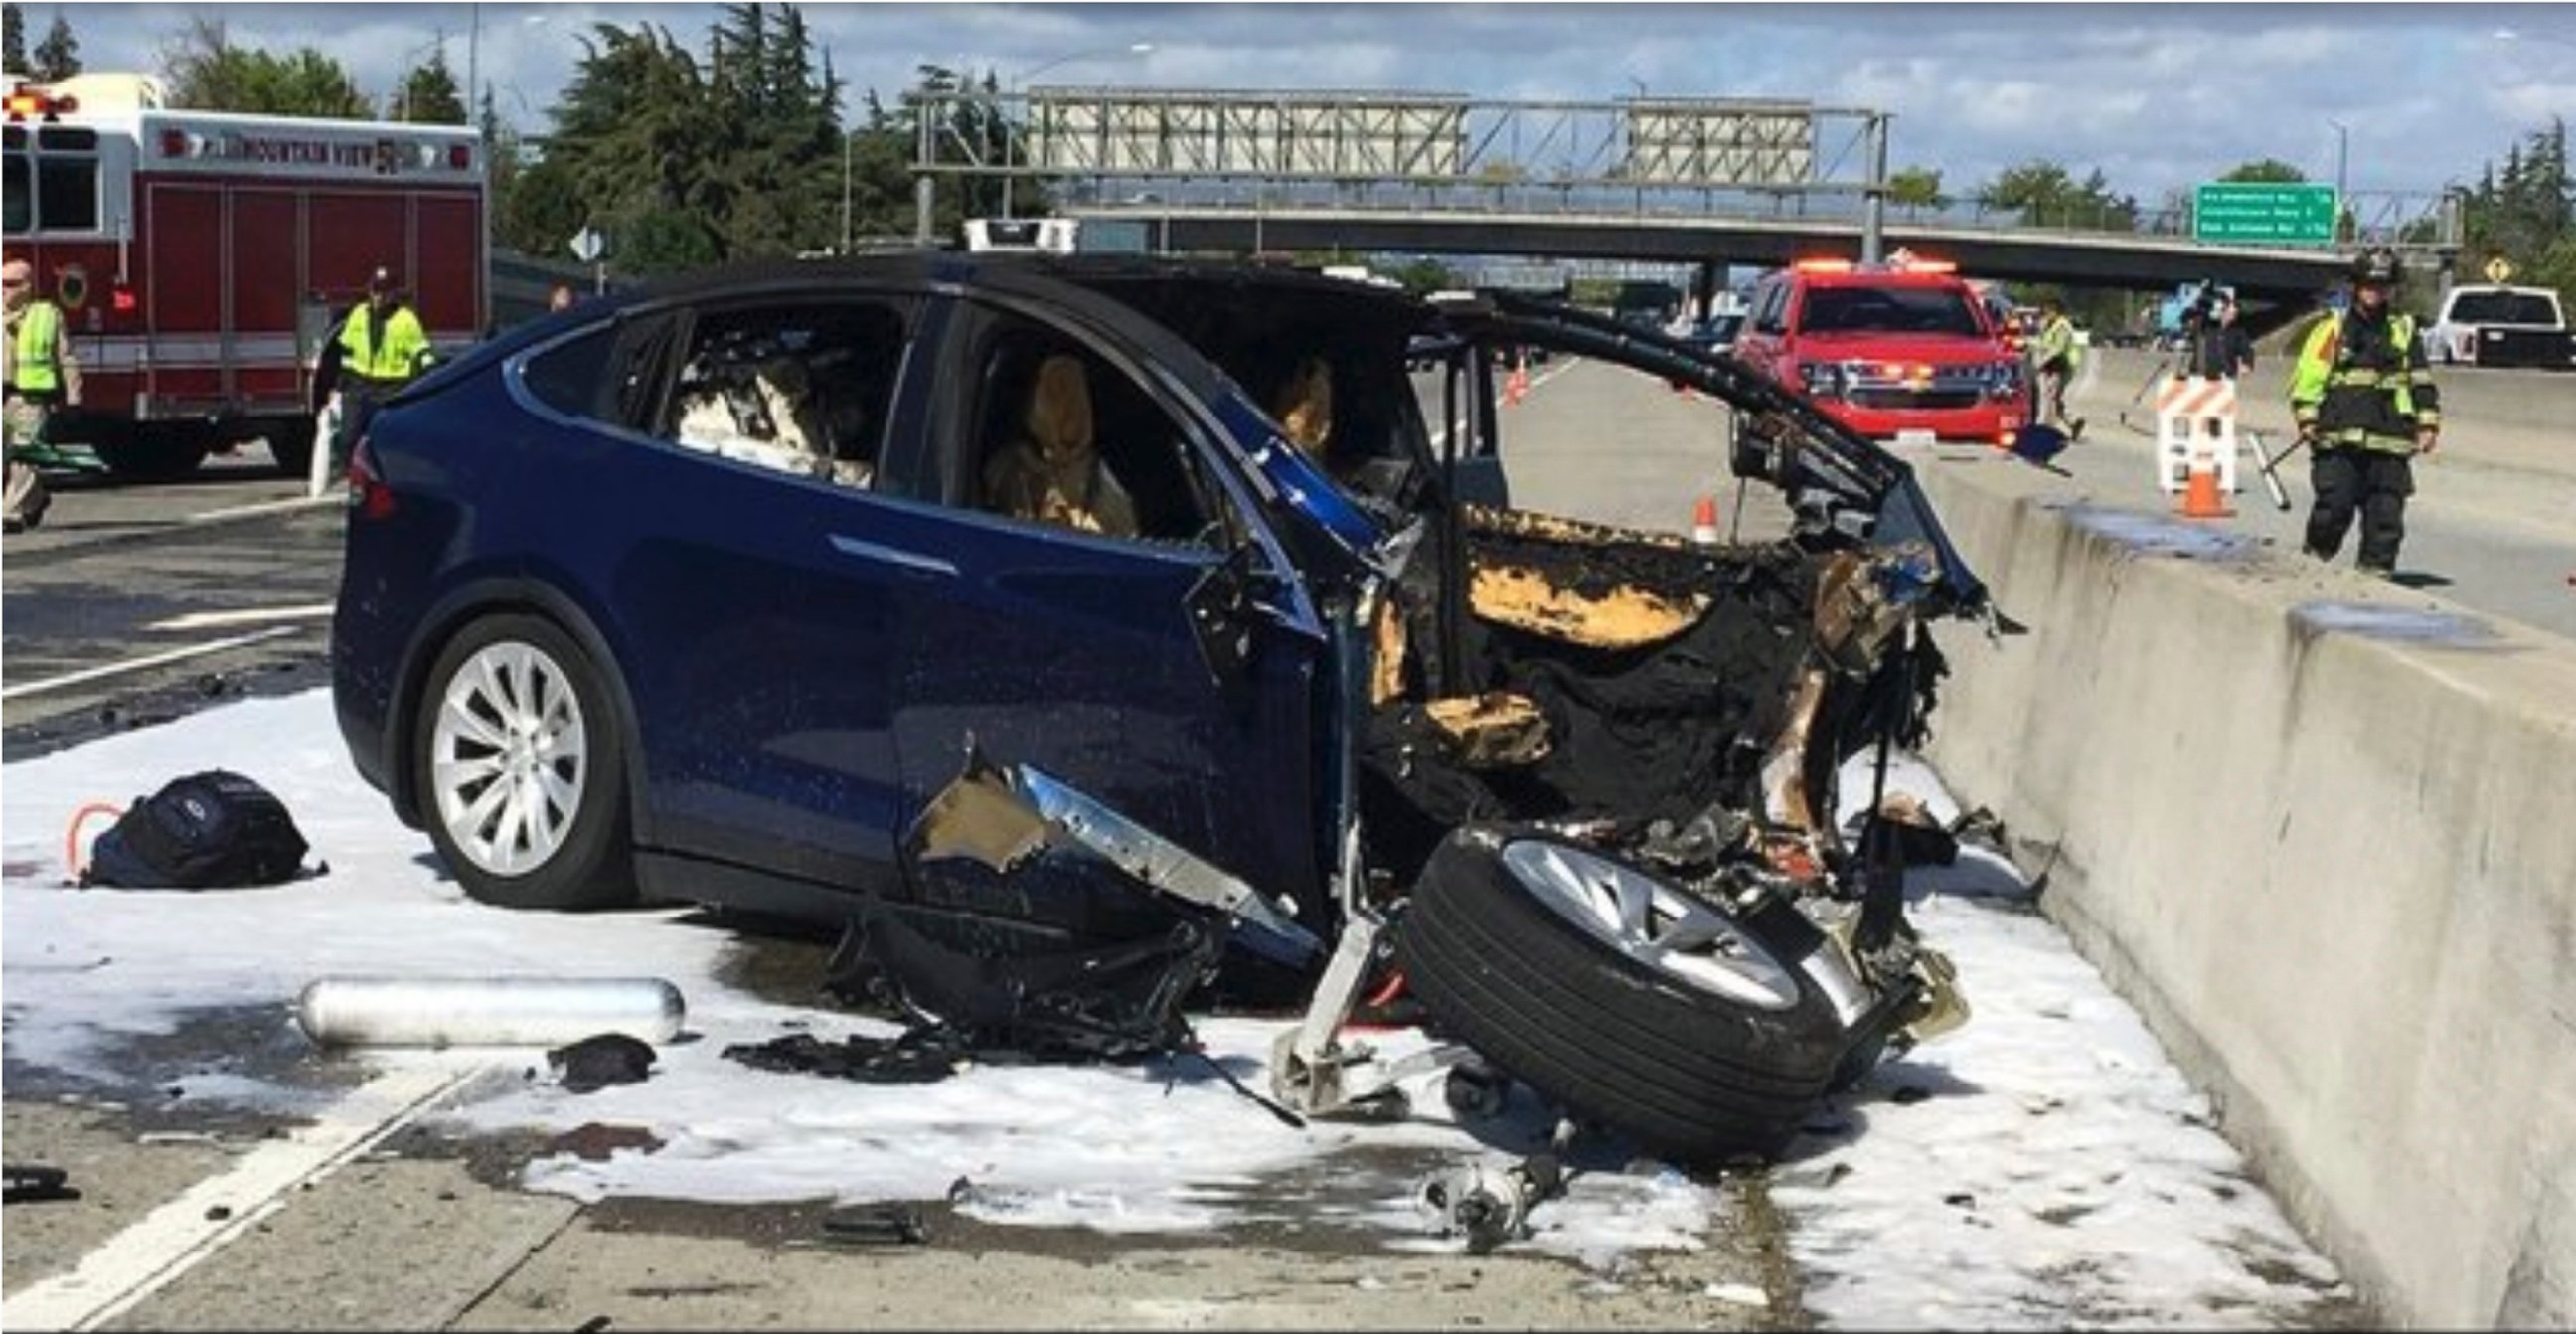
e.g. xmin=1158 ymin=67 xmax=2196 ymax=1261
xmin=500 ymin=157 xmax=588 ymax=260
xmin=31 ymin=10 xmax=79 ymax=81
xmin=2461 ymin=119 xmax=2573 ymax=307
xmin=546 ymin=23 xmax=725 ymax=274
xmin=395 ymin=45 xmax=468 ymax=124
xmin=5 ymin=4 xmax=27 ymax=74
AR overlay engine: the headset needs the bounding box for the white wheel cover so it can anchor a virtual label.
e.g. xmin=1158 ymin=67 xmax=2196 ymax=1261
xmin=430 ymin=640 xmax=589 ymax=878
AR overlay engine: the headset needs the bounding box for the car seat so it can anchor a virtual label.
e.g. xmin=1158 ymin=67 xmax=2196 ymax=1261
xmin=980 ymin=353 xmax=1138 ymax=537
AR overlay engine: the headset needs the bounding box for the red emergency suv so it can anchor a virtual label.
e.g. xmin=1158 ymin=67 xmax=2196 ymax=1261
xmin=1733 ymin=258 xmax=2027 ymax=447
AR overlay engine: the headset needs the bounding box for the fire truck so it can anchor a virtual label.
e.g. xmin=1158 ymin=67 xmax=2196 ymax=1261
xmin=3 ymin=72 xmax=486 ymax=479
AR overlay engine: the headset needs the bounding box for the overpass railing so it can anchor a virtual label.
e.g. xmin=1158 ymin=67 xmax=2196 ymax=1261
xmin=908 ymin=86 xmax=2460 ymax=254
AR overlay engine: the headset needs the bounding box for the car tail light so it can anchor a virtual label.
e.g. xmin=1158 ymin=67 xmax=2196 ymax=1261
xmin=347 ymin=433 xmax=396 ymax=520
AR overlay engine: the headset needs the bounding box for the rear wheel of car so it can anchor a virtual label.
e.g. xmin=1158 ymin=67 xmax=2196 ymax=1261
xmin=414 ymin=614 xmax=637 ymax=911
xmin=1398 ymin=830 xmax=1852 ymax=1166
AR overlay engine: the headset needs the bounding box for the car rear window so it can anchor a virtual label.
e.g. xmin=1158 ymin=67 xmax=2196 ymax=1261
xmin=2447 ymin=291 xmax=2559 ymax=325
xmin=1800 ymin=285 xmax=1985 ymax=337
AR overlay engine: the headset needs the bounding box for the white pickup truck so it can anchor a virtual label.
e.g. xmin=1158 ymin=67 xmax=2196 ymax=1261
xmin=2424 ymin=284 xmax=2575 ymax=370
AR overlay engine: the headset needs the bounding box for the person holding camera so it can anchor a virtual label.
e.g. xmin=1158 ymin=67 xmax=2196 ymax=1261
xmin=2289 ymin=249 xmax=2439 ymax=578
xmin=2184 ymin=291 xmax=2254 ymax=382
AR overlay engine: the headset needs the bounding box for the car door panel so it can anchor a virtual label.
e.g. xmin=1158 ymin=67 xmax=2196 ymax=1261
xmin=887 ymin=300 xmax=1333 ymax=917
xmin=517 ymin=297 xmax=931 ymax=893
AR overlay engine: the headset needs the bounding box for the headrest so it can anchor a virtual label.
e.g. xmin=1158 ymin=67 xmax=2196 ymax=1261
xmin=1026 ymin=354 xmax=1093 ymax=459
xmin=1274 ymin=357 xmax=1334 ymax=453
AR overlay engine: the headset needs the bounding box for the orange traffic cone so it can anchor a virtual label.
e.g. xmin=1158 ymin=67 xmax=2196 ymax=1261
xmin=1505 ymin=358 xmax=1530 ymax=407
xmin=2179 ymin=447 xmax=2233 ymax=519
xmin=1690 ymin=495 xmax=1720 ymax=545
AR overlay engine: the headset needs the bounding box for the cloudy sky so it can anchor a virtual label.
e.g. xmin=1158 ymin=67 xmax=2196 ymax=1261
xmin=17 ymin=3 xmax=2574 ymax=202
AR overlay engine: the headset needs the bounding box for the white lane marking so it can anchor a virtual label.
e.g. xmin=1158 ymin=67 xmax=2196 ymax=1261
xmin=1 ymin=1064 xmax=484 ymax=1332
xmin=144 ymin=603 xmax=336 ymax=633
xmin=0 ymin=627 xmax=301 ymax=702
xmin=186 ymin=494 xmax=339 ymax=524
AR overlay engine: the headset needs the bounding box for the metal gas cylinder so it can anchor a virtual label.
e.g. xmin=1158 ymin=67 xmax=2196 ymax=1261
xmin=295 ymin=976 xmax=686 ymax=1048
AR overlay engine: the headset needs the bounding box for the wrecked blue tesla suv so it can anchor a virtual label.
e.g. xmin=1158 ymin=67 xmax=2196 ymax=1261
xmin=332 ymin=253 xmax=1982 ymax=1163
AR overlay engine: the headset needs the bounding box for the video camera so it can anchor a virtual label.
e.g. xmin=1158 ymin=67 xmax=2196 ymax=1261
xmin=2181 ymin=280 xmax=2235 ymax=326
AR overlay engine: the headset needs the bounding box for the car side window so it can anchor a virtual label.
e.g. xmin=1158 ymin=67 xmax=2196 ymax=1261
xmin=1753 ymin=282 xmax=1789 ymax=335
xmin=521 ymin=327 xmax=619 ymax=417
xmin=951 ymin=317 xmax=1218 ymax=546
xmin=656 ymin=301 xmax=908 ymax=490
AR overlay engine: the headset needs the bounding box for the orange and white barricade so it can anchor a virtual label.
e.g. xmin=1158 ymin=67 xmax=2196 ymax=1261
xmin=2153 ymin=375 xmax=2239 ymax=495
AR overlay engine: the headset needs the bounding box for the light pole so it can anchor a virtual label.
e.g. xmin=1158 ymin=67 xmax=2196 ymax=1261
xmin=2327 ymin=118 xmax=2348 ymax=203
xmin=1001 ymin=41 xmax=1153 ymax=218
xmin=472 ymin=12 xmax=551 ymax=118
xmin=2326 ymin=117 xmax=2350 ymax=243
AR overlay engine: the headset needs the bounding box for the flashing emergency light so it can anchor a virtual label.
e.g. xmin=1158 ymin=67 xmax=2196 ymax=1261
xmin=4 ymin=85 xmax=76 ymax=121
xmin=1794 ymin=258 xmax=1854 ymax=273
xmin=110 ymin=283 xmax=137 ymax=314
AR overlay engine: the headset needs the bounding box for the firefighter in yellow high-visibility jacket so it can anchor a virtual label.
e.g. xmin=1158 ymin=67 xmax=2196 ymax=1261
xmin=3 ymin=254 xmax=78 ymax=533
xmin=2289 ymin=249 xmax=2440 ymax=578
xmin=313 ymin=266 xmax=434 ymax=491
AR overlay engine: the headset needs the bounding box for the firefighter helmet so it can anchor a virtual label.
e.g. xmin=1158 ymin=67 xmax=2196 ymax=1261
xmin=2350 ymin=249 xmax=2402 ymax=287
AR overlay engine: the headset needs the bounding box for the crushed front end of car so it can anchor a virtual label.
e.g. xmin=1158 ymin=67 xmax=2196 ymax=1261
xmin=855 ymin=265 xmax=1985 ymax=1166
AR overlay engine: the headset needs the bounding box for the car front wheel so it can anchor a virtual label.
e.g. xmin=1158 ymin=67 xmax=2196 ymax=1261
xmin=414 ymin=614 xmax=636 ymax=911
xmin=1399 ymin=830 xmax=1854 ymax=1165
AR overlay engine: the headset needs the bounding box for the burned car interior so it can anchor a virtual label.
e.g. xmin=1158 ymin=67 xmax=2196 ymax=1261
xmin=660 ymin=302 xmax=906 ymax=490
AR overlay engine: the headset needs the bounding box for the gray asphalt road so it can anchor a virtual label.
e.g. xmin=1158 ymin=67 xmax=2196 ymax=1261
xmin=2 ymin=451 xmax=340 ymax=761
xmin=2048 ymin=349 xmax=2576 ymax=641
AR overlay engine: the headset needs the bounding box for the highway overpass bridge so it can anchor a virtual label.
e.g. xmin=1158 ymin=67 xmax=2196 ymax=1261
xmin=909 ymin=85 xmax=2463 ymax=327
xmin=1060 ymin=203 xmax=2368 ymax=307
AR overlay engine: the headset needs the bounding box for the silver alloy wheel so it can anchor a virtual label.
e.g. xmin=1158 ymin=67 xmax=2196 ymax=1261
xmin=429 ymin=639 xmax=588 ymax=878
xmin=1500 ymin=840 xmax=1800 ymax=1010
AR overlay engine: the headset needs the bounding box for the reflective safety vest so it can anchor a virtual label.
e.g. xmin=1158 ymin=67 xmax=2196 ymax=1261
xmin=2290 ymin=311 xmax=2439 ymax=455
xmin=10 ymin=300 xmax=63 ymax=395
xmin=337 ymin=302 xmax=433 ymax=384
xmin=2035 ymin=314 xmax=2081 ymax=371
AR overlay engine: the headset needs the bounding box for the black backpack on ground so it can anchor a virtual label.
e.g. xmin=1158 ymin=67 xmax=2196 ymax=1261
xmin=80 ymin=770 xmax=311 ymax=890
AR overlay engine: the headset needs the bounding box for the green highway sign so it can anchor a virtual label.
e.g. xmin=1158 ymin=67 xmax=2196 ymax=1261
xmin=2194 ymin=182 xmax=2339 ymax=246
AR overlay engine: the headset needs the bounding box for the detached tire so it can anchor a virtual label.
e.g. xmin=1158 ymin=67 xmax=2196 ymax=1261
xmin=1399 ymin=830 xmax=1852 ymax=1165
xmin=413 ymin=614 xmax=637 ymax=911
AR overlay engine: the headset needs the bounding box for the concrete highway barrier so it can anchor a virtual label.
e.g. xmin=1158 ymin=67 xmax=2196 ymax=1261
xmin=1907 ymin=448 xmax=2576 ymax=1328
